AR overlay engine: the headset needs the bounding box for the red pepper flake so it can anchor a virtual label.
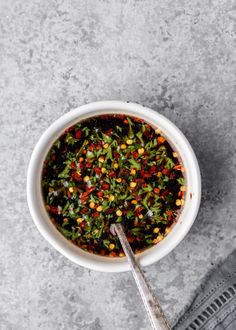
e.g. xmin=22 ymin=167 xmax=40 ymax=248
xmin=109 ymin=170 xmax=116 ymax=178
xmin=49 ymin=206 xmax=59 ymax=214
xmin=135 ymin=206 xmax=143 ymax=216
xmin=71 ymin=171 xmax=82 ymax=182
xmin=162 ymin=168 xmax=170 ymax=175
xmin=85 ymin=162 xmax=92 ymax=168
xmin=109 ymin=251 xmax=117 ymax=257
xmin=173 ymin=164 xmax=182 ymax=171
xmin=100 ymin=249 xmax=106 ymax=256
xmin=117 ymin=114 xmax=126 ymax=120
xmin=133 ymin=151 xmax=139 ymax=159
xmin=80 ymin=220 xmax=87 ymax=228
xmin=105 ymin=208 xmax=115 ymax=214
xmin=102 ymin=183 xmax=110 ymax=190
xmin=154 ymin=188 xmax=160 ymax=194
xmin=161 ymin=189 xmax=169 ymax=197
xmin=89 ymin=143 xmax=95 ymax=151
xmin=97 ymin=191 xmax=104 ymax=198
xmin=94 ymin=166 xmax=101 ymax=174
xmin=157 ymin=136 xmax=165 ymax=144
xmin=133 ymin=194 xmax=142 ymax=201
xmin=170 ymin=172 xmax=175 ymax=179
xmin=106 ymin=129 xmax=113 ymax=136
xmin=149 ymin=165 xmax=157 ymax=174
xmin=65 ymin=127 xmax=73 ymax=133
xmin=75 ymin=130 xmax=82 ymax=139
xmin=93 ymin=211 xmax=100 ymax=218
xmin=113 ymin=151 xmax=120 ymax=159
xmin=70 ymin=161 xmax=76 ymax=169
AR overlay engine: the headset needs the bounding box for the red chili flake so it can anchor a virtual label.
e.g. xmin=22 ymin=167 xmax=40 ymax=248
xmin=173 ymin=164 xmax=182 ymax=171
xmin=162 ymin=168 xmax=170 ymax=175
xmin=85 ymin=162 xmax=92 ymax=168
xmin=71 ymin=171 xmax=82 ymax=182
xmin=154 ymin=188 xmax=160 ymax=194
xmin=116 ymin=114 xmax=126 ymax=120
xmin=133 ymin=194 xmax=142 ymax=201
xmin=89 ymin=143 xmax=95 ymax=151
xmin=149 ymin=165 xmax=156 ymax=174
xmin=161 ymin=189 xmax=169 ymax=197
xmin=85 ymin=186 xmax=95 ymax=193
xmin=79 ymin=163 xmax=85 ymax=169
xmin=105 ymin=208 xmax=115 ymax=214
xmin=100 ymin=249 xmax=106 ymax=256
xmin=143 ymin=172 xmax=152 ymax=178
xmin=113 ymin=152 xmax=120 ymax=159
xmin=123 ymin=119 xmax=129 ymax=124
xmin=157 ymin=136 xmax=165 ymax=144
xmin=166 ymin=210 xmax=172 ymax=216
xmin=109 ymin=251 xmax=117 ymax=257
xmin=70 ymin=161 xmax=76 ymax=169
xmin=65 ymin=127 xmax=73 ymax=133
xmin=49 ymin=206 xmax=59 ymax=214
xmin=106 ymin=129 xmax=113 ymax=136
xmin=81 ymin=208 xmax=88 ymax=214
xmin=94 ymin=166 xmax=101 ymax=174
xmin=170 ymin=172 xmax=175 ymax=179
xmin=67 ymin=190 xmax=71 ymax=198
xmin=80 ymin=188 xmax=95 ymax=202
xmin=134 ymin=117 xmax=144 ymax=124
xmin=75 ymin=130 xmax=82 ymax=139
xmin=102 ymin=183 xmax=110 ymax=190
xmin=135 ymin=206 xmax=143 ymax=216
xmin=93 ymin=212 xmax=100 ymax=218
xmin=97 ymin=191 xmax=104 ymax=198
xmin=80 ymin=221 xmax=87 ymax=228
xmin=109 ymin=170 xmax=116 ymax=178
xmin=133 ymin=151 xmax=139 ymax=158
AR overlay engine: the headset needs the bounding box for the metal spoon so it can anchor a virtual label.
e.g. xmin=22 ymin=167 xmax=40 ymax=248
xmin=110 ymin=223 xmax=170 ymax=330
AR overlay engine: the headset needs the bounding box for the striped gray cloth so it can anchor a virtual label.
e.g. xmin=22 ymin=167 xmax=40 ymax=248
xmin=174 ymin=249 xmax=236 ymax=330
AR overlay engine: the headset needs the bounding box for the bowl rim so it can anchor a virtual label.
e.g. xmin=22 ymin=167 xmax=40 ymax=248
xmin=27 ymin=101 xmax=201 ymax=272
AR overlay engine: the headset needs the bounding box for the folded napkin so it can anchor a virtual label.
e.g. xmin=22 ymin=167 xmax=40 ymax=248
xmin=174 ymin=249 xmax=236 ymax=330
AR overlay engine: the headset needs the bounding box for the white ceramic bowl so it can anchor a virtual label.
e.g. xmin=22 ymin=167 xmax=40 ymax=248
xmin=27 ymin=101 xmax=201 ymax=272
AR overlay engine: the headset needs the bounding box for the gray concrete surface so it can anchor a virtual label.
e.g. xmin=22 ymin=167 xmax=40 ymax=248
xmin=0 ymin=0 xmax=236 ymax=329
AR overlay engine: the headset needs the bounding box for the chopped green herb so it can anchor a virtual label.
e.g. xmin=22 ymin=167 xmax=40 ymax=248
xmin=42 ymin=114 xmax=185 ymax=257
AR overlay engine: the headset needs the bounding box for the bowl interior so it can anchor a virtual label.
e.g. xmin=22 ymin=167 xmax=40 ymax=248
xmin=27 ymin=101 xmax=201 ymax=272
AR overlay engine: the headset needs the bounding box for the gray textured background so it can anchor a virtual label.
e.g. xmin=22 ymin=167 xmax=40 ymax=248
xmin=1 ymin=0 xmax=236 ymax=329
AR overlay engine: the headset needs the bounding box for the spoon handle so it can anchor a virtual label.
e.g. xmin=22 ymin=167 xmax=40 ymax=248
xmin=114 ymin=223 xmax=170 ymax=330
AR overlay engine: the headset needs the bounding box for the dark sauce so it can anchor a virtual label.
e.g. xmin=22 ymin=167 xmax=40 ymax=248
xmin=42 ymin=114 xmax=186 ymax=257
